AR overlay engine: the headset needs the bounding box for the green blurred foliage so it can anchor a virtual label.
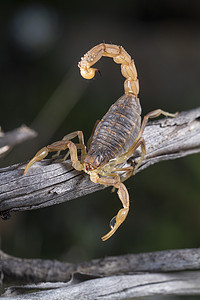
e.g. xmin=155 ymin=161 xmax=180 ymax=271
xmin=0 ymin=1 xmax=199 ymax=285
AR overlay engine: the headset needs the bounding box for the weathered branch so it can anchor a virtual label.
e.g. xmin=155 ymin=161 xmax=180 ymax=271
xmin=0 ymin=107 xmax=199 ymax=217
xmin=2 ymin=272 xmax=200 ymax=299
xmin=1 ymin=248 xmax=200 ymax=299
xmin=0 ymin=125 xmax=37 ymax=158
xmin=1 ymin=248 xmax=200 ymax=283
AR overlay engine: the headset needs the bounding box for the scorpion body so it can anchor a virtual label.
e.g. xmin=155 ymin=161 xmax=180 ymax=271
xmin=24 ymin=43 xmax=176 ymax=241
xmin=85 ymin=94 xmax=141 ymax=169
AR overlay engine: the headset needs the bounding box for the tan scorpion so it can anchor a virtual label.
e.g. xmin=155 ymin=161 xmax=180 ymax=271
xmin=24 ymin=43 xmax=177 ymax=241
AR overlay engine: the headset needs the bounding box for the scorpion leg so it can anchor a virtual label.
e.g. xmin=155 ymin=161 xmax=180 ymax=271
xmin=62 ymin=131 xmax=86 ymax=162
xmin=24 ymin=131 xmax=86 ymax=174
xmin=122 ymin=137 xmax=146 ymax=175
xmin=52 ymin=131 xmax=86 ymax=161
xmin=130 ymin=109 xmax=178 ymax=173
xmin=100 ymin=166 xmax=133 ymax=193
xmin=24 ymin=140 xmax=72 ymax=174
xmin=100 ymin=166 xmax=134 ymax=183
xmin=112 ymin=167 xmax=134 ymax=183
xmin=24 ymin=146 xmax=50 ymax=174
xmin=138 ymin=109 xmax=178 ymax=141
xmin=104 ymin=137 xmax=146 ymax=176
xmin=93 ymin=175 xmax=129 ymax=241
xmin=112 ymin=109 xmax=178 ymax=174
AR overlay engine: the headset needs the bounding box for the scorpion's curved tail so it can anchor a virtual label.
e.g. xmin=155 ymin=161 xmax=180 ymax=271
xmin=78 ymin=43 xmax=139 ymax=97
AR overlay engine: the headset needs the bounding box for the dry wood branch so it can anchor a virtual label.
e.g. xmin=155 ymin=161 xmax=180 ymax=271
xmin=2 ymin=272 xmax=200 ymax=299
xmin=1 ymin=248 xmax=200 ymax=283
xmin=0 ymin=125 xmax=37 ymax=158
xmin=0 ymin=107 xmax=199 ymax=217
xmin=1 ymin=248 xmax=200 ymax=299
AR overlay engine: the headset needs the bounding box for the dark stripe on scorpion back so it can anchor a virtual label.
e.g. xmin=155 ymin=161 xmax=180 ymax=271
xmin=87 ymin=94 xmax=141 ymax=164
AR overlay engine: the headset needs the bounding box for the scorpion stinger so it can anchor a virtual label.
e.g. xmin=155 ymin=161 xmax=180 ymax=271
xmin=24 ymin=43 xmax=177 ymax=241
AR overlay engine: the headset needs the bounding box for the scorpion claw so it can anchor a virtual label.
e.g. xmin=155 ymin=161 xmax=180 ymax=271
xmin=24 ymin=147 xmax=49 ymax=174
xmin=101 ymin=208 xmax=129 ymax=241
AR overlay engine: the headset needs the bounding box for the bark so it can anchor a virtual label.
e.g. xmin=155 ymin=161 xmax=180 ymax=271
xmin=1 ymin=248 xmax=200 ymax=299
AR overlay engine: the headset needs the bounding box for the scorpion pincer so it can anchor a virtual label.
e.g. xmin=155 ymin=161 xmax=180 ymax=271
xmin=24 ymin=43 xmax=177 ymax=241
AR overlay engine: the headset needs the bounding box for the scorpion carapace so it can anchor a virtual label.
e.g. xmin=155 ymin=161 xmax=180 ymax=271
xmin=24 ymin=43 xmax=177 ymax=241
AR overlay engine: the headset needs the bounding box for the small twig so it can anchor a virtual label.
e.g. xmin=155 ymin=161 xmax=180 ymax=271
xmin=0 ymin=108 xmax=199 ymax=218
xmin=0 ymin=125 xmax=37 ymax=158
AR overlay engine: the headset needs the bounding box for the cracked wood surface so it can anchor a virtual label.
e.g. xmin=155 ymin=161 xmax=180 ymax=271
xmin=1 ymin=248 xmax=200 ymax=283
xmin=0 ymin=107 xmax=199 ymax=217
xmin=2 ymin=271 xmax=200 ymax=299
xmin=1 ymin=248 xmax=200 ymax=299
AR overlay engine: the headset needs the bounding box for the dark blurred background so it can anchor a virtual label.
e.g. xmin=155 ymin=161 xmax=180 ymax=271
xmin=0 ymin=0 xmax=200 ymax=280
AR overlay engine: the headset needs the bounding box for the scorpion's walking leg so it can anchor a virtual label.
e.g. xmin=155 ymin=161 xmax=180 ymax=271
xmin=131 ymin=109 xmax=178 ymax=173
xmin=138 ymin=109 xmax=178 ymax=141
xmin=101 ymin=166 xmax=134 ymax=183
xmin=60 ymin=131 xmax=86 ymax=162
xmin=106 ymin=136 xmax=146 ymax=176
xmin=92 ymin=176 xmax=129 ymax=241
xmin=120 ymin=136 xmax=146 ymax=175
xmin=24 ymin=131 xmax=85 ymax=174
xmin=112 ymin=109 xmax=177 ymax=175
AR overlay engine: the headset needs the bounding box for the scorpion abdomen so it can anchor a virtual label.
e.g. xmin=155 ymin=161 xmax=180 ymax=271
xmin=84 ymin=94 xmax=141 ymax=169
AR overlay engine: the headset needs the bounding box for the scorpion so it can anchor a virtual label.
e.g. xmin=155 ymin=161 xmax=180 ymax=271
xmin=24 ymin=43 xmax=177 ymax=241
